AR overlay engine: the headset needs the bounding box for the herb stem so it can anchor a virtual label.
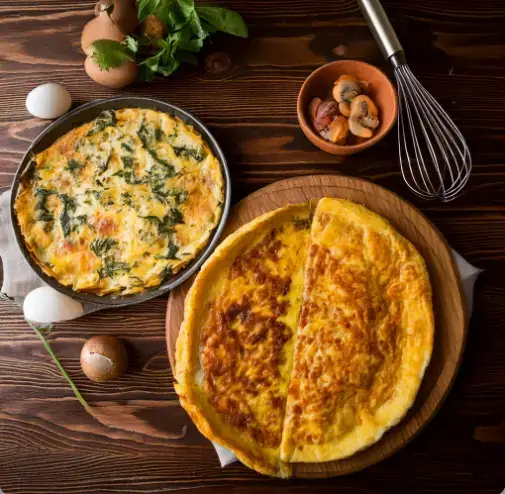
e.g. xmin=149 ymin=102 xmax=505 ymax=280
xmin=27 ymin=321 xmax=93 ymax=415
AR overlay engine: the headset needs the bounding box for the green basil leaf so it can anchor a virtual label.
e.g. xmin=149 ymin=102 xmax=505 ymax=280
xmin=137 ymin=0 xmax=174 ymax=25
xmin=200 ymin=19 xmax=219 ymax=34
xmin=188 ymin=10 xmax=207 ymax=38
xmin=181 ymin=37 xmax=203 ymax=52
xmin=90 ymin=40 xmax=134 ymax=70
xmin=158 ymin=33 xmax=178 ymax=65
xmin=136 ymin=0 xmax=163 ymax=21
xmin=139 ymin=64 xmax=156 ymax=81
xmin=166 ymin=9 xmax=187 ymax=30
xmin=195 ymin=6 xmax=248 ymax=38
xmin=177 ymin=26 xmax=204 ymax=52
xmin=124 ymin=35 xmax=139 ymax=53
xmin=143 ymin=55 xmax=160 ymax=71
xmin=175 ymin=0 xmax=195 ymax=18
xmin=175 ymin=50 xmax=198 ymax=65
xmin=158 ymin=60 xmax=180 ymax=75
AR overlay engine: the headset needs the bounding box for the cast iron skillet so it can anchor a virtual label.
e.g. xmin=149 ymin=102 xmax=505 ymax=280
xmin=10 ymin=97 xmax=231 ymax=307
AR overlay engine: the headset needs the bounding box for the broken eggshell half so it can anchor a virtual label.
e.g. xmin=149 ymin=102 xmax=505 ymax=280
xmin=80 ymin=335 xmax=128 ymax=382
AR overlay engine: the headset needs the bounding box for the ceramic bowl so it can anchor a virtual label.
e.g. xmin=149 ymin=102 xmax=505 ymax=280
xmin=297 ymin=60 xmax=398 ymax=155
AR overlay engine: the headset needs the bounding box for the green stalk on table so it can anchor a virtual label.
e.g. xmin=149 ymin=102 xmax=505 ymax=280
xmin=27 ymin=321 xmax=93 ymax=415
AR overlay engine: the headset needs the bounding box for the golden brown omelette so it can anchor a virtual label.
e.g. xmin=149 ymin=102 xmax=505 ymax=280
xmin=175 ymin=198 xmax=434 ymax=477
xmin=175 ymin=204 xmax=313 ymax=477
xmin=15 ymin=108 xmax=224 ymax=296
xmin=280 ymin=198 xmax=434 ymax=463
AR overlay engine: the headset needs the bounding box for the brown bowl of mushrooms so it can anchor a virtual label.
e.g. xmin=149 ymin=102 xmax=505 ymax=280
xmin=297 ymin=60 xmax=398 ymax=155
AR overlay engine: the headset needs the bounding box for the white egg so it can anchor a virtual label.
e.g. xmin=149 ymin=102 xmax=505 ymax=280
xmin=23 ymin=286 xmax=84 ymax=324
xmin=26 ymin=83 xmax=72 ymax=119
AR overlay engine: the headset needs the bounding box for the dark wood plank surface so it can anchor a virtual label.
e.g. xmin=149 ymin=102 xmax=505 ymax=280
xmin=0 ymin=0 xmax=504 ymax=492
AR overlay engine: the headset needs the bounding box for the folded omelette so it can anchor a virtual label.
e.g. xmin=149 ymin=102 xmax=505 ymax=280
xmin=175 ymin=198 xmax=434 ymax=477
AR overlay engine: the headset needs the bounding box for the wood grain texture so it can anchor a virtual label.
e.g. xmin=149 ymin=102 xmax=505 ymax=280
xmin=166 ymin=175 xmax=466 ymax=478
xmin=1 ymin=0 xmax=505 ymax=492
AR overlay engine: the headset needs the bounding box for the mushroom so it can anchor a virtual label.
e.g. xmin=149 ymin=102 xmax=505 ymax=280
xmin=326 ymin=116 xmax=349 ymax=144
xmin=80 ymin=335 xmax=128 ymax=382
xmin=313 ymin=100 xmax=340 ymax=132
xmin=338 ymin=102 xmax=351 ymax=118
xmin=309 ymin=97 xmax=322 ymax=123
xmin=94 ymin=0 xmax=138 ymax=35
xmin=333 ymin=75 xmax=361 ymax=103
xmin=81 ymin=7 xmax=125 ymax=53
xmin=333 ymin=75 xmax=362 ymax=117
xmin=348 ymin=95 xmax=380 ymax=139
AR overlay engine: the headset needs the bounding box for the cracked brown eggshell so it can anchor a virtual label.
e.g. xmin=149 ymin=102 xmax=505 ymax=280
xmin=81 ymin=9 xmax=125 ymax=53
xmin=80 ymin=335 xmax=128 ymax=382
xmin=94 ymin=0 xmax=138 ymax=34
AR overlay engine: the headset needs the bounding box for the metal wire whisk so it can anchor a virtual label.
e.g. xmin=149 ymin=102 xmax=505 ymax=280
xmin=358 ymin=0 xmax=472 ymax=201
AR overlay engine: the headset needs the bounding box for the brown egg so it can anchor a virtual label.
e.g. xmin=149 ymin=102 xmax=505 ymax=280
xmin=80 ymin=335 xmax=128 ymax=382
xmin=81 ymin=9 xmax=125 ymax=53
xmin=85 ymin=55 xmax=138 ymax=88
xmin=94 ymin=0 xmax=138 ymax=35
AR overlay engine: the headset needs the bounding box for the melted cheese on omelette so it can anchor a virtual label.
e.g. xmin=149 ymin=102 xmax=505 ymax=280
xmin=280 ymin=198 xmax=433 ymax=463
xmin=15 ymin=108 xmax=224 ymax=295
xmin=175 ymin=198 xmax=433 ymax=477
xmin=175 ymin=204 xmax=312 ymax=477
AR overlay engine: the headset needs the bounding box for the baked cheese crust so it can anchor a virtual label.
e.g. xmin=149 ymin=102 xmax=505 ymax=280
xmin=175 ymin=204 xmax=312 ymax=477
xmin=280 ymin=198 xmax=434 ymax=462
xmin=15 ymin=108 xmax=224 ymax=295
xmin=175 ymin=198 xmax=434 ymax=476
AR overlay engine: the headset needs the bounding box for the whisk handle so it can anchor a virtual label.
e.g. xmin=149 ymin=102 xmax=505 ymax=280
xmin=357 ymin=0 xmax=405 ymax=66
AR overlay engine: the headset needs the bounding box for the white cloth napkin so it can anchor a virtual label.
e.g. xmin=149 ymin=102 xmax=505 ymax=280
xmin=0 ymin=189 xmax=484 ymax=467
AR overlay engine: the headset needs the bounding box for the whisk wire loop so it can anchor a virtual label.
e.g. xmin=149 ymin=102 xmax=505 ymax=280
xmin=394 ymin=64 xmax=472 ymax=202
xmin=357 ymin=0 xmax=471 ymax=201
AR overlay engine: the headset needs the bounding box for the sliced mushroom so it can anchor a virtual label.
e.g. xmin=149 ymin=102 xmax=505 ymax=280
xmin=326 ymin=116 xmax=349 ymax=144
xmin=357 ymin=80 xmax=370 ymax=92
xmin=349 ymin=95 xmax=380 ymax=138
xmin=313 ymin=100 xmax=339 ymax=132
xmin=309 ymin=97 xmax=322 ymax=123
xmin=338 ymin=102 xmax=351 ymax=117
xmin=333 ymin=75 xmax=362 ymax=104
xmin=362 ymin=114 xmax=380 ymax=130
xmin=351 ymin=95 xmax=379 ymax=119
xmin=349 ymin=118 xmax=374 ymax=138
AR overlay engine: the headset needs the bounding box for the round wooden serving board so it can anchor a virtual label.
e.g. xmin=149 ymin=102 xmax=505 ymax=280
xmin=166 ymin=174 xmax=467 ymax=479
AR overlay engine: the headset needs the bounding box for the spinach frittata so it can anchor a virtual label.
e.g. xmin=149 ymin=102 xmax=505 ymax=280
xmin=15 ymin=108 xmax=224 ymax=295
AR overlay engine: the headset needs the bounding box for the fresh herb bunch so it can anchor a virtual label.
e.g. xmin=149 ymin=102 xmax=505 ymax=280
xmin=130 ymin=0 xmax=247 ymax=80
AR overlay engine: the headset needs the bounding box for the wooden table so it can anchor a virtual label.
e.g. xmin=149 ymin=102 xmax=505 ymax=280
xmin=0 ymin=0 xmax=504 ymax=492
